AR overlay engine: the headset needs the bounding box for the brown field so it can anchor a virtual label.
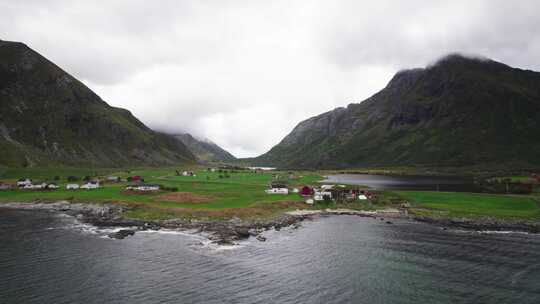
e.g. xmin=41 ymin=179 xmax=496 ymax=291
xmin=156 ymin=192 xmax=214 ymax=204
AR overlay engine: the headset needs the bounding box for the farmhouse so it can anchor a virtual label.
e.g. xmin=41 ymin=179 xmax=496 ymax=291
xmin=300 ymin=186 xmax=314 ymax=196
xmin=320 ymin=184 xmax=335 ymax=190
xmin=128 ymin=176 xmax=143 ymax=182
xmin=126 ymin=184 xmax=160 ymax=192
xmin=314 ymin=190 xmax=333 ymax=201
xmin=46 ymin=183 xmax=59 ymax=190
xmin=0 ymin=183 xmax=14 ymax=190
xmin=81 ymin=181 xmax=100 ymax=189
xmin=17 ymin=178 xmax=32 ymax=187
xmin=23 ymin=182 xmax=48 ymax=190
xmin=182 ymin=171 xmax=196 ymax=177
xmin=107 ymin=176 xmax=121 ymax=182
xmin=66 ymin=184 xmax=80 ymax=190
xmin=265 ymin=188 xmax=289 ymax=194
xmin=265 ymin=183 xmax=289 ymax=194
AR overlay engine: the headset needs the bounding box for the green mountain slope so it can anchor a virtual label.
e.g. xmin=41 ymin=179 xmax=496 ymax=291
xmin=174 ymin=133 xmax=236 ymax=162
xmin=0 ymin=39 xmax=196 ymax=167
xmin=254 ymin=54 xmax=540 ymax=169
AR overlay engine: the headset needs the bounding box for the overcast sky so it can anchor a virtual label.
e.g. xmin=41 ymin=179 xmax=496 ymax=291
xmin=2 ymin=1 xmax=540 ymax=157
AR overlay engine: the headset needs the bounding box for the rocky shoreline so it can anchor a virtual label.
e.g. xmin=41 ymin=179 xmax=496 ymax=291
xmin=413 ymin=216 xmax=540 ymax=233
xmin=1 ymin=201 xmax=539 ymax=243
xmin=0 ymin=201 xmax=310 ymax=244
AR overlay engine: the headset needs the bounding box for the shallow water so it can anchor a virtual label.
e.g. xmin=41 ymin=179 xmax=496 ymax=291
xmin=1 ymin=209 xmax=539 ymax=303
xmin=322 ymin=174 xmax=478 ymax=192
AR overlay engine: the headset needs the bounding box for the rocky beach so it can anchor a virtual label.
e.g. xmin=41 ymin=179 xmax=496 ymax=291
xmin=2 ymin=201 xmax=539 ymax=245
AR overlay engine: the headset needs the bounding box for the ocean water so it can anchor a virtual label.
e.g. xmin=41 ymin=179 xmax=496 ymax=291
xmin=1 ymin=208 xmax=539 ymax=304
xmin=322 ymin=174 xmax=478 ymax=192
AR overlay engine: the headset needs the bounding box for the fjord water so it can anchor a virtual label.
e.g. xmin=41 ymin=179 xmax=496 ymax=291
xmin=1 ymin=209 xmax=540 ymax=304
xmin=323 ymin=174 xmax=478 ymax=192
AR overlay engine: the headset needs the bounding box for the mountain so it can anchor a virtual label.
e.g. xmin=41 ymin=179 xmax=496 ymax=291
xmin=255 ymin=54 xmax=540 ymax=169
xmin=174 ymin=133 xmax=236 ymax=162
xmin=0 ymin=39 xmax=196 ymax=167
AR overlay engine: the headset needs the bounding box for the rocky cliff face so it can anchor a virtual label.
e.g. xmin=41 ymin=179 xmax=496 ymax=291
xmin=0 ymin=39 xmax=195 ymax=167
xmin=255 ymin=54 xmax=540 ymax=169
xmin=174 ymin=133 xmax=236 ymax=162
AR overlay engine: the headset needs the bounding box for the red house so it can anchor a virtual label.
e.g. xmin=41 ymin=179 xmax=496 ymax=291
xmin=129 ymin=176 xmax=143 ymax=182
xmin=300 ymin=186 xmax=314 ymax=196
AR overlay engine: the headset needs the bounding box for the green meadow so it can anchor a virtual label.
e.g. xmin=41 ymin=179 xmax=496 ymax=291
xmin=2 ymin=167 xmax=540 ymax=221
xmin=398 ymin=191 xmax=540 ymax=219
xmin=0 ymin=167 xmax=322 ymax=220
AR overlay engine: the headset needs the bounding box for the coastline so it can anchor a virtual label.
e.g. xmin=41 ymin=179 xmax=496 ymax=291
xmin=0 ymin=201 xmax=309 ymax=244
xmin=1 ymin=201 xmax=539 ymax=244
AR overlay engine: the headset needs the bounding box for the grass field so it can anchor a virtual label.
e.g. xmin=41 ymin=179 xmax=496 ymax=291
xmin=398 ymin=191 xmax=540 ymax=219
xmin=0 ymin=167 xmax=323 ymax=220
xmin=3 ymin=167 xmax=540 ymax=221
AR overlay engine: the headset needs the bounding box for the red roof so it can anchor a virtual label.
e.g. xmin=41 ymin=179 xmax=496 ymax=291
xmin=300 ymin=186 xmax=314 ymax=196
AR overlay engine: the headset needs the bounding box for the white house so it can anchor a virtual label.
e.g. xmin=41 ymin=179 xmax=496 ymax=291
xmin=24 ymin=182 xmax=47 ymax=190
xmin=358 ymin=194 xmax=368 ymax=200
xmin=314 ymin=191 xmax=333 ymax=201
xmin=126 ymin=184 xmax=160 ymax=192
xmin=0 ymin=183 xmax=13 ymax=190
xmin=320 ymin=184 xmax=335 ymax=190
xmin=107 ymin=176 xmax=120 ymax=182
xmin=265 ymin=188 xmax=289 ymax=194
xmin=17 ymin=178 xmax=32 ymax=187
xmin=66 ymin=184 xmax=80 ymax=190
xmin=81 ymin=181 xmax=100 ymax=189
xmin=46 ymin=184 xmax=59 ymax=190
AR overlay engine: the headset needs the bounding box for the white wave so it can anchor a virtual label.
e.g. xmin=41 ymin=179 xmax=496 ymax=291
xmin=476 ymin=230 xmax=537 ymax=235
xmin=450 ymin=229 xmax=537 ymax=236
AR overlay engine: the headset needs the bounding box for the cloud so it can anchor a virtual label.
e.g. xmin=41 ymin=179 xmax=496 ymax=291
xmin=1 ymin=0 xmax=539 ymax=157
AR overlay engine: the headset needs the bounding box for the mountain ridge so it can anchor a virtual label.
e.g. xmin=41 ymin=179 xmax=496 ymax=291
xmin=0 ymin=39 xmax=196 ymax=167
xmin=254 ymin=54 xmax=540 ymax=169
xmin=174 ymin=133 xmax=236 ymax=162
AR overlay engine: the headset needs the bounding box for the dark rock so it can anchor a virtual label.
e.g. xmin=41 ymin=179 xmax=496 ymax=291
xmin=108 ymin=229 xmax=135 ymax=239
xmin=215 ymin=239 xmax=235 ymax=246
xmin=234 ymin=227 xmax=251 ymax=239
xmin=256 ymin=235 xmax=267 ymax=242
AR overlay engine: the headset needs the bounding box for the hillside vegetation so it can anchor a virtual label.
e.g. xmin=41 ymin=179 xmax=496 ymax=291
xmin=255 ymin=55 xmax=540 ymax=170
xmin=0 ymin=39 xmax=195 ymax=167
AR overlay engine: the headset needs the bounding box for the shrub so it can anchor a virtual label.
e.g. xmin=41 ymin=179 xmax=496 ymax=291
xmin=323 ymin=195 xmax=333 ymax=204
xmin=161 ymin=186 xmax=179 ymax=192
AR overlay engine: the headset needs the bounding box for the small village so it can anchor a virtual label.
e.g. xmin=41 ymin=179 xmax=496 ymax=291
xmin=0 ymin=175 xmax=165 ymax=193
xmin=0 ymin=168 xmax=377 ymax=207
xmin=264 ymin=180 xmax=374 ymax=204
